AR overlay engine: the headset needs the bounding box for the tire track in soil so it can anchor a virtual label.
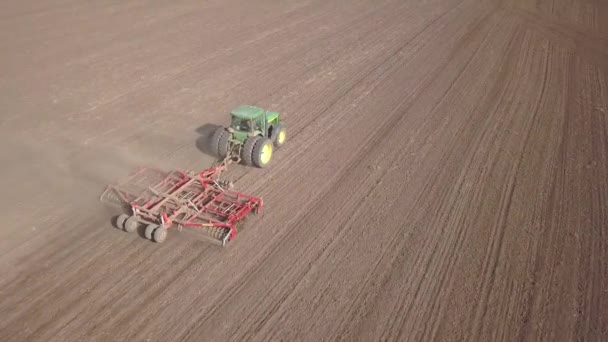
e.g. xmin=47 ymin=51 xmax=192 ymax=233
xmin=459 ymin=37 xmax=572 ymax=342
xmin=238 ymin=12 xmax=501 ymax=341
xmin=346 ymin=18 xmax=584 ymax=342
xmin=171 ymin=2 xmax=502 ymax=341
xmin=165 ymin=15 xmax=468 ymax=342
xmin=396 ymin=26 xmax=531 ymax=342
xmin=252 ymin=8 xmax=513 ymax=341
xmin=466 ymin=31 xmax=553 ymax=341
xmin=393 ymin=11 xmax=517 ymax=339
xmin=542 ymin=57 xmax=608 ymax=341
xmin=340 ymin=19 xmax=529 ymax=342
xmin=216 ymin=0 xmax=464 ymax=190
xmin=189 ymin=0 xmax=469 ymax=292
xmin=239 ymin=0 xmax=471 ymax=197
xmin=92 ymin=2 xmax=458 ymax=332
xmin=504 ymin=4 xmax=608 ymax=70
xmin=507 ymin=47 xmax=572 ymax=342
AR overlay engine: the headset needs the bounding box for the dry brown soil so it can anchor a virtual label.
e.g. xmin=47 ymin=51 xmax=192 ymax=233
xmin=1 ymin=0 xmax=607 ymax=341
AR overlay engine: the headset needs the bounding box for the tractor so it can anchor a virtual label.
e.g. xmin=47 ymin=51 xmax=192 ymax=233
xmin=210 ymin=105 xmax=286 ymax=168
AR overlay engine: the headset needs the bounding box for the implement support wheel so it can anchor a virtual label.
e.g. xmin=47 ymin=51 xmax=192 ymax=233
xmin=252 ymin=137 xmax=273 ymax=168
xmin=153 ymin=227 xmax=168 ymax=243
xmin=145 ymin=224 xmax=159 ymax=240
xmin=115 ymin=214 xmax=129 ymax=230
xmin=124 ymin=216 xmax=139 ymax=233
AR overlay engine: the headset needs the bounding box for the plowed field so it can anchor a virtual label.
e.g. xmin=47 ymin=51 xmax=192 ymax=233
xmin=1 ymin=0 xmax=607 ymax=340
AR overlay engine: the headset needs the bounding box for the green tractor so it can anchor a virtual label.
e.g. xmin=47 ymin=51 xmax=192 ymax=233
xmin=210 ymin=105 xmax=286 ymax=168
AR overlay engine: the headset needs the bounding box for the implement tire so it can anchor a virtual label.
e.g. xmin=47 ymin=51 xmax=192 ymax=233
xmin=153 ymin=227 xmax=168 ymax=243
xmin=123 ymin=216 xmax=139 ymax=233
xmin=211 ymin=127 xmax=230 ymax=159
xmin=252 ymin=137 xmax=273 ymax=168
xmin=115 ymin=214 xmax=129 ymax=230
xmin=145 ymin=224 xmax=158 ymax=240
xmin=241 ymin=136 xmax=258 ymax=166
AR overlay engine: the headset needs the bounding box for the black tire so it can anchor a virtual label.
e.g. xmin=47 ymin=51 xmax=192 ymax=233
xmin=241 ymin=136 xmax=258 ymax=166
xmin=217 ymin=131 xmax=230 ymax=158
xmin=210 ymin=127 xmax=230 ymax=158
xmin=272 ymin=123 xmax=286 ymax=148
xmin=252 ymin=137 xmax=273 ymax=168
xmin=145 ymin=224 xmax=158 ymax=240
xmin=124 ymin=216 xmax=139 ymax=233
xmin=115 ymin=214 xmax=129 ymax=229
xmin=153 ymin=227 xmax=168 ymax=243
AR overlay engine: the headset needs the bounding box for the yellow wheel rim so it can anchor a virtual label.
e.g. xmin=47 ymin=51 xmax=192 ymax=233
xmin=278 ymin=130 xmax=286 ymax=144
xmin=260 ymin=142 xmax=272 ymax=164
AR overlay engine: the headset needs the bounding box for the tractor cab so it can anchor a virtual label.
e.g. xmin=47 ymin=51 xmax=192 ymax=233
xmin=229 ymin=105 xmax=265 ymax=133
xmin=230 ymin=115 xmax=253 ymax=133
xmin=228 ymin=105 xmax=280 ymax=139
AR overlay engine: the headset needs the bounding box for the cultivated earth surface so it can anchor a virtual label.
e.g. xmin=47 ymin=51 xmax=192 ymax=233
xmin=1 ymin=0 xmax=607 ymax=341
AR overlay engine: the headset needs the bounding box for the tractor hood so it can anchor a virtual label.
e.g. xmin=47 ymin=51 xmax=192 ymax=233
xmin=230 ymin=105 xmax=264 ymax=119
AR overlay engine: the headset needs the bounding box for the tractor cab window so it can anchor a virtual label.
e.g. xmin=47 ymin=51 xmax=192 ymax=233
xmin=231 ymin=117 xmax=254 ymax=132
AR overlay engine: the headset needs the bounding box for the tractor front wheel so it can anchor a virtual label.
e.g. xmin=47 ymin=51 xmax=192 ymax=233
xmin=273 ymin=124 xmax=286 ymax=148
xmin=252 ymin=137 xmax=273 ymax=168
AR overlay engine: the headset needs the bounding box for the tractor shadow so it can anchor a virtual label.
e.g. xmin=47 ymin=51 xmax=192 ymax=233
xmin=195 ymin=123 xmax=222 ymax=158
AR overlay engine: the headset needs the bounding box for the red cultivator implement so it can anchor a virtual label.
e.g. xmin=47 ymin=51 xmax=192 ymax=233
xmin=100 ymin=164 xmax=262 ymax=246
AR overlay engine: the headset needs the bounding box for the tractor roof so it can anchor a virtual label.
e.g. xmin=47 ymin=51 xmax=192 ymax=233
xmin=230 ymin=105 xmax=265 ymax=119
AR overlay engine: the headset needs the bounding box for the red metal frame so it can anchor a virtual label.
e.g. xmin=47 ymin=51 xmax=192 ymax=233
xmin=100 ymin=165 xmax=262 ymax=244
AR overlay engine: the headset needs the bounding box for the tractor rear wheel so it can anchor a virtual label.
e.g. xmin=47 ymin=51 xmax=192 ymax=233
xmin=211 ymin=127 xmax=230 ymax=159
xmin=252 ymin=137 xmax=273 ymax=168
xmin=273 ymin=124 xmax=286 ymax=148
xmin=241 ymin=136 xmax=258 ymax=166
